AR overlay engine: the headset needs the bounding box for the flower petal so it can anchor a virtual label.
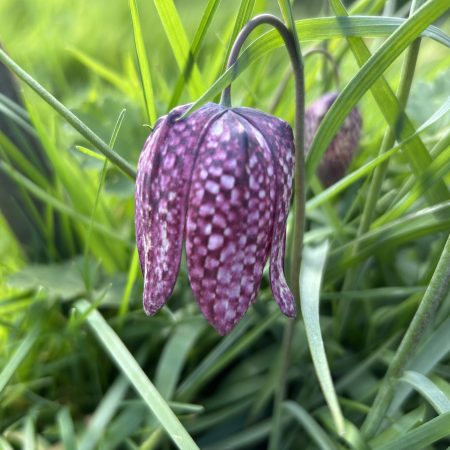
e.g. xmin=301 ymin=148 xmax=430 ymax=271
xmin=135 ymin=103 xmax=224 ymax=315
xmin=186 ymin=111 xmax=276 ymax=335
xmin=236 ymin=108 xmax=296 ymax=317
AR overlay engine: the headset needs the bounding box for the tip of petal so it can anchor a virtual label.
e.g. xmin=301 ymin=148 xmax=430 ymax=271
xmin=280 ymin=295 xmax=297 ymax=318
xmin=143 ymin=291 xmax=167 ymax=316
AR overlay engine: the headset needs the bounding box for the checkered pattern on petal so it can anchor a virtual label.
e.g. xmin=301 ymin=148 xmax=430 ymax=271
xmin=135 ymin=103 xmax=224 ymax=315
xmin=185 ymin=111 xmax=276 ymax=334
xmin=237 ymin=107 xmax=296 ymax=317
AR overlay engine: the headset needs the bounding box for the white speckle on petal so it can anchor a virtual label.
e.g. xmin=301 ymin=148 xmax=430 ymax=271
xmin=208 ymin=234 xmax=224 ymax=250
xmin=199 ymin=204 xmax=215 ymax=216
xmin=220 ymin=174 xmax=235 ymax=190
xmin=205 ymin=180 xmax=220 ymax=194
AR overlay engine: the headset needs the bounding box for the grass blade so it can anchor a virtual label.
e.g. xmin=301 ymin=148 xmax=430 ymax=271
xmin=0 ymin=323 xmax=39 ymax=394
xmin=401 ymin=371 xmax=450 ymax=414
xmin=78 ymin=376 xmax=129 ymax=450
xmin=155 ymin=319 xmax=205 ymax=400
xmin=153 ymin=0 xmax=206 ymax=99
xmin=129 ymin=0 xmax=157 ymax=124
xmin=374 ymin=411 xmax=450 ymax=450
xmin=74 ymin=299 xmax=199 ymax=450
xmin=169 ymin=0 xmax=222 ymax=108
xmin=218 ymin=0 xmax=255 ymax=77
xmin=57 ymin=408 xmax=78 ymax=450
xmin=284 ymin=401 xmax=337 ymax=450
xmin=300 ymin=241 xmax=345 ymax=436
xmin=390 ymin=314 xmax=450 ymax=414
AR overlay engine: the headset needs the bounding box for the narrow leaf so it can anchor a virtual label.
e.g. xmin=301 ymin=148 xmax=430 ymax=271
xmin=153 ymin=0 xmax=206 ymax=99
xmin=300 ymin=241 xmax=345 ymax=436
xmin=130 ymin=0 xmax=157 ymax=124
xmin=374 ymin=411 xmax=450 ymax=450
xmin=74 ymin=300 xmax=199 ymax=450
xmin=284 ymin=401 xmax=338 ymax=450
xmin=401 ymin=371 xmax=450 ymax=414
xmin=0 ymin=323 xmax=39 ymax=394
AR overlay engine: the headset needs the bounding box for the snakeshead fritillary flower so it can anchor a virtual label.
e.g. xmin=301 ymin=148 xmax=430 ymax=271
xmin=305 ymin=92 xmax=362 ymax=187
xmin=135 ymin=102 xmax=296 ymax=335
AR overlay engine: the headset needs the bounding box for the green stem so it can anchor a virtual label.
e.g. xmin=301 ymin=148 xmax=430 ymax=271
xmin=0 ymin=47 xmax=136 ymax=180
xmin=361 ymin=234 xmax=450 ymax=438
xmin=219 ymin=13 xmax=305 ymax=450
xmin=269 ymin=47 xmax=340 ymax=114
xmin=335 ymin=0 xmax=423 ymax=338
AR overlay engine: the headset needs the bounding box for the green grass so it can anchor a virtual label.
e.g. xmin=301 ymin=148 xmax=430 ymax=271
xmin=0 ymin=0 xmax=449 ymax=448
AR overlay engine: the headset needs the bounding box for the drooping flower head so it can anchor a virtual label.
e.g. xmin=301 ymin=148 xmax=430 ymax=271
xmin=135 ymin=103 xmax=295 ymax=335
xmin=305 ymin=92 xmax=362 ymax=187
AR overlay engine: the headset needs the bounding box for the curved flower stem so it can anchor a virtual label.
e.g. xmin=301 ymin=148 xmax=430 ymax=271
xmin=270 ymin=48 xmax=340 ymax=114
xmin=220 ymin=14 xmax=305 ymax=450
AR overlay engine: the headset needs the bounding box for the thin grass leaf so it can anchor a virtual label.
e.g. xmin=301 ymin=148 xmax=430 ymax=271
xmin=24 ymin=416 xmax=35 ymax=450
xmin=57 ymin=408 xmax=77 ymax=450
xmin=153 ymin=0 xmax=206 ymax=99
xmin=390 ymin=315 xmax=450 ymax=414
xmin=369 ymin=406 xmax=427 ymax=448
xmin=168 ymin=402 xmax=204 ymax=414
xmin=78 ymin=376 xmax=129 ymax=450
xmin=300 ymin=241 xmax=345 ymax=436
xmin=119 ymin=248 xmax=140 ymax=319
xmin=74 ymin=300 xmax=199 ymax=450
xmin=169 ymin=0 xmax=222 ymax=108
xmin=202 ymin=419 xmax=274 ymax=450
xmin=0 ymin=133 xmax=49 ymax=188
xmin=68 ymin=47 xmax=131 ymax=95
xmin=401 ymin=371 xmax=450 ymax=414
xmin=284 ymin=401 xmax=337 ymax=450
xmin=0 ymin=323 xmax=39 ymax=394
xmin=83 ymin=108 xmax=126 ymax=289
xmin=316 ymin=410 xmax=370 ymax=450
xmin=218 ymin=0 xmax=255 ymax=76
xmin=0 ymin=101 xmax=36 ymax=137
xmin=0 ymin=438 xmax=14 ymax=450
xmin=374 ymin=411 xmax=450 ymax=450
xmin=155 ymin=319 xmax=205 ymax=400
xmin=74 ymin=145 xmax=106 ymax=161
xmin=129 ymin=0 xmax=157 ymax=124
xmin=323 ymin=287 xmax=425 ymax=302
xmin=0 ymin=92 xmax=29 ymax=120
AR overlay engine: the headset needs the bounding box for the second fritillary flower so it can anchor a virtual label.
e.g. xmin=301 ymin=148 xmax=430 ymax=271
xmin=135 ymin=103 xmax=296 ymax=335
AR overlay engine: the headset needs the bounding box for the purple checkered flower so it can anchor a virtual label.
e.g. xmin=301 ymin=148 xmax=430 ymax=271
xmin=135 ymin=102 xmax=296 ymax=335
xmin=305 ymin=92 xmax=362 ymax=187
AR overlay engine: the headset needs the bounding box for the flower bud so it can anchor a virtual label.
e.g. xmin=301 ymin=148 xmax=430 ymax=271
xmin=305 ymin=92 xmax=362 ymax=187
